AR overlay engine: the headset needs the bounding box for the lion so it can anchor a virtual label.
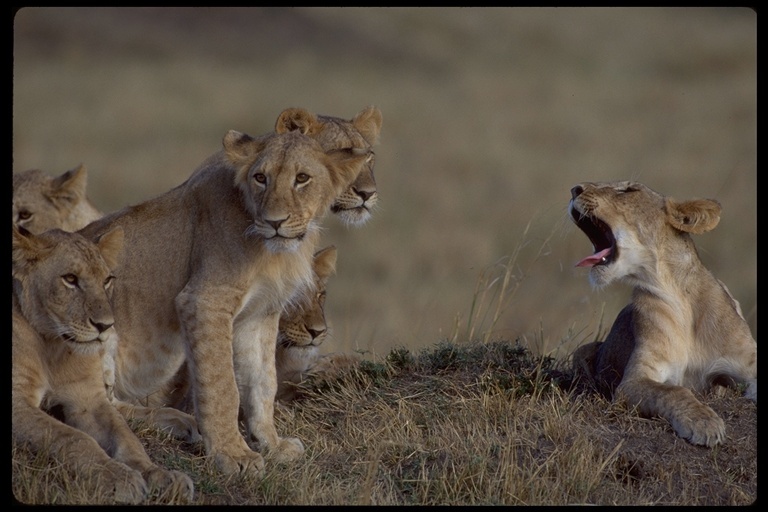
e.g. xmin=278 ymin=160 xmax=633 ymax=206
xmin=12 ymin=225 xmax=194 ymax=504
xmin=77 ymin=120 xmax=371 ymax=476
xmin=13 ymin=164 xmax=103 ymax=234
xmin=276 ymin=106 xmax=382 ymax=226
xmin=274 ymin=245 xmax=361 ymax=403
xmin=569 ymin=181 xmax=757 ymax=447
xmin=13 ymin=107 xmax=382 ymax=449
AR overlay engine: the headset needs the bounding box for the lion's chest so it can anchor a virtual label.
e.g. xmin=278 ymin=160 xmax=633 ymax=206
xmin=234 ymin=246 xmax=314 ymax=319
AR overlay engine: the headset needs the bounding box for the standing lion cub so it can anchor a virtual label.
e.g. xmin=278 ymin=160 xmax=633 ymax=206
xmin=569 ymin=181 xmax=756 ymax=447
xmin=77 ymin=121 xmax=371 ymax=476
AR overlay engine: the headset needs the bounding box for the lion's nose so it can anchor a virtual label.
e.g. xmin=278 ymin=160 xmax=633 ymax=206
xmin=90 ymin=319 xmax=114 ymax=334
xmin=354 ymin=188 xmax=374 ymax=202
xmin=265 ymin=217 xmax=288 ymax=231
xmin=570 ymin=185 xmax=584 ymax=200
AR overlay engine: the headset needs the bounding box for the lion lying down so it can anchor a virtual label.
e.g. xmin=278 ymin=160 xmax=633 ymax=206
xmin=12 ymin=225 xmax=194 ymax=504
xmin=570 ymin=181 xmax=756 ymax=447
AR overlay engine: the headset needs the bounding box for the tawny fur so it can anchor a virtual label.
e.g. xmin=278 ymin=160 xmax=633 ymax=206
xmin=12 ymin=226 xmax=194 ymax=504
xmin=13 ymin=164 xmax=103 ymax=234
xmin=570 ymin=181 xmax=756 ymax=447
xmin=77 ymin=120 xmax=370 ymax=476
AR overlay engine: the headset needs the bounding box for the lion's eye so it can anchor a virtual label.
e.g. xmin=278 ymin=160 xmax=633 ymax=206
xmin=62 ymin=274 xmax=79 ymax=288
xmin=619 ymin=185 xmax=639 ymax=194
xmin=295 ymin=173 xmax=310 ymax=185
xmin=253 ymin=173 xmax=267 ymax=185
xmin=104 ymin=275 xmax=116 ymax=290
xmin=18 ymin=210 xmax=32 ymax=221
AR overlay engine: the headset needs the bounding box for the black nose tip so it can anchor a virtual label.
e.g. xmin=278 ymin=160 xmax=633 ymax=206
xmin=570 ymin=185 xmax=583 ymax=200
xmin=307 ymin=327 xmax=326 ymax=340
xmin=355 ymin=188 xmax=373 ymax=202
xmin=91 ymin=320 xmax=113 ymax=334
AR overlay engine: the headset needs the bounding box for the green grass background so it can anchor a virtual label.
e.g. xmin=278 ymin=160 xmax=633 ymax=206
xmin=13 ymin=7 xmax=756 ymax=359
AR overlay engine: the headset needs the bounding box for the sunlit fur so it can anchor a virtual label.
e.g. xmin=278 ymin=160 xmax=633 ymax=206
xmin=570 ymin=181 xmax=756 ymax=447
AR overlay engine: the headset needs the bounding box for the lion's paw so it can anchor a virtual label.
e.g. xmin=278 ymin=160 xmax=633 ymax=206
xmin=269 ymin=437 xmax=305 ymax=463
xmin=144 ymin=467 xmax=195 ymax=503
xmin=104 ymin=464 xmax=148 ymax=504
xmin=212 ymin=448 xmax=265 ymax=478
xmin=156 ymin=408 xmax=202 ymax=444
xmin=672 ymin=404 xmax=726 ymax=447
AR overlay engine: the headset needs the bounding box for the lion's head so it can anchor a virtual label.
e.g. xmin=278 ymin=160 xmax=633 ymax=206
xmin=13 ymin=164 xmax=103 ymax=234
xmin=12 ymin=225 xmax=124 ymax=354
xmin=224 ymin=128 xmax=370 ymax=253
xmin=569 ymin=181 xmax=722 ymax=289
xmin=275 ymin=106 xmax=382 ymax=226
xmin=277 ymin=245 xmax=337 ymax=348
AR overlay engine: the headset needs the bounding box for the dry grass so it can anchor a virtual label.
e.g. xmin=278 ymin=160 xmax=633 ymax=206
xmin=13 ymin=340 xmax=757 ymax=505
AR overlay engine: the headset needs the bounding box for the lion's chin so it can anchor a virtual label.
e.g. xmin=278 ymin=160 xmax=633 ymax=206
xmin=264 ymin=236 xmax=303 ymax=254
xmin=64 ymin=337 xmax=104 ymax=356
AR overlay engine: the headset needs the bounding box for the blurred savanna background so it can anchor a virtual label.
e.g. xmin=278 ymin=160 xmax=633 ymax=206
xmin=13 ymin=7 xmax=756 ymax=361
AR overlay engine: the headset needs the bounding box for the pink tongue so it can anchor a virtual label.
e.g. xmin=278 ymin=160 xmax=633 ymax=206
xmin=575 ymin=247 xmax=611 ymax=268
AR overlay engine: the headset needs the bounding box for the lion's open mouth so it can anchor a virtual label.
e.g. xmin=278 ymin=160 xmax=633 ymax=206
xmin=571 ymin=208 xmax=617 ymax=268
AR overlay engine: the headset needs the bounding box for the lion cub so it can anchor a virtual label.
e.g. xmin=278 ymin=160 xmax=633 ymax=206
xmin=275 ymin=245 xmax=361 ymax=403
xmin=569 ymin=181 xmax=756 ymax=447
xmin=12 ymin=225 xmax=194 ymax=504
xmin=13 ymin=164 xmax=102 ymax=234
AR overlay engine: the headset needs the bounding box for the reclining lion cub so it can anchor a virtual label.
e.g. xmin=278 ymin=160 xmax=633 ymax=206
xmin=569 ymin=181 xmax=757 ymax=447
xmin=78 ymin=122 xmax=370 ymax=476
xmin=12 ymin=225 xmax=194 ymax=504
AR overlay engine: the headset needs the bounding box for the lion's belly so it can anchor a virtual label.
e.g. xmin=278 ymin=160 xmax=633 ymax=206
xmin=113 ymin=331 xmax=186 ymax=405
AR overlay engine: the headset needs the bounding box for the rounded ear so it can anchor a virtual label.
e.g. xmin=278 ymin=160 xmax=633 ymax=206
xmin=95 ymin=226 xmax=124 ymax=270
xmin=223 ymin=130 xmax=260 ymax=165
xmin=275 ymin=107 xmax=320 ymax=135
xmin=313 ymin=245 xmax=338 ymax=281
xmin=12 ymin=224 xmax=49 ymax=279
xmin=50 ymin=163 xmax=88 ymax=204
xmin=665 ymin=197 xmax=721 ymax=234
xmin=353 ymin=106 xmax=382 ymax=146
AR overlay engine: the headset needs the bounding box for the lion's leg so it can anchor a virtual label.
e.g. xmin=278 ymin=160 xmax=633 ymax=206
xmin=234 ymin=311 xmax=304 ymax=462
xmin=617 ymin=376 xmax=725 ymax=447
xmin=12 ymin=342 xmax=149 ymax=504
xmin=63 ymin=380 xmax=194 ymax=502
xmin=113 ymin=399 xmax=201 ymax=443
xmin=175 ymin=286 xmax=264 ymax=477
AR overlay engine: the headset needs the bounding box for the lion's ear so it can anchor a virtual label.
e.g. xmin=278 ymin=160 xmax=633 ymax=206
xmin=275 ymin=107 xmax=319 ymax=135
xmin=12 ymin=224 xmax=50 ymax=279
xmin=313 ymin=245 xmax=338 ymax=282
xmin=665 ymin=197 xmax=721 ymax=234
xmin=95 ymin=226 xmax=124 ymax=270
xmin=223 ymin=130 xmax=260 ymax=165
xmin=324 ymin=149 xmax=371 ymax=195
xmin=49 ymin=163 xmax=88 ymax=205
xmin=353 ymin=106 xmax=382 ymax=146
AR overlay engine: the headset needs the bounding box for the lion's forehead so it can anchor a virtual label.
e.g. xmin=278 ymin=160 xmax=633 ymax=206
xmin=314 ymin=119 xmax=369 ymax=151
xmin=41 ymin=241 xmax=111 ymax=283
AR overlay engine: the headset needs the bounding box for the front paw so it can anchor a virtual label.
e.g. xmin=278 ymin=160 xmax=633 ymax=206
xmin=212 ymin=448 xmax=265 ymax=478
xmin=104 ymin=464 xmax=148 ymax=504
xmin=672 ymin=404 xmax=726 ymax=447
xmin=143 ymin=467 xmax=195 ymax=503
xmin=268 ymin=437 xmax=305 ymax=463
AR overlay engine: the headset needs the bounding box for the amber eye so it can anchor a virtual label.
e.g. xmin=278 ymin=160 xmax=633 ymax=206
xmin=18 ymin=210 xmax=32 ymax=221
xmin=253 ymin=173 xmax=267 ymax=185
xmin=295 ymin=173 xmax=310 ymax=185
xmin=62 ymin=274 xmax=79 ymax=287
